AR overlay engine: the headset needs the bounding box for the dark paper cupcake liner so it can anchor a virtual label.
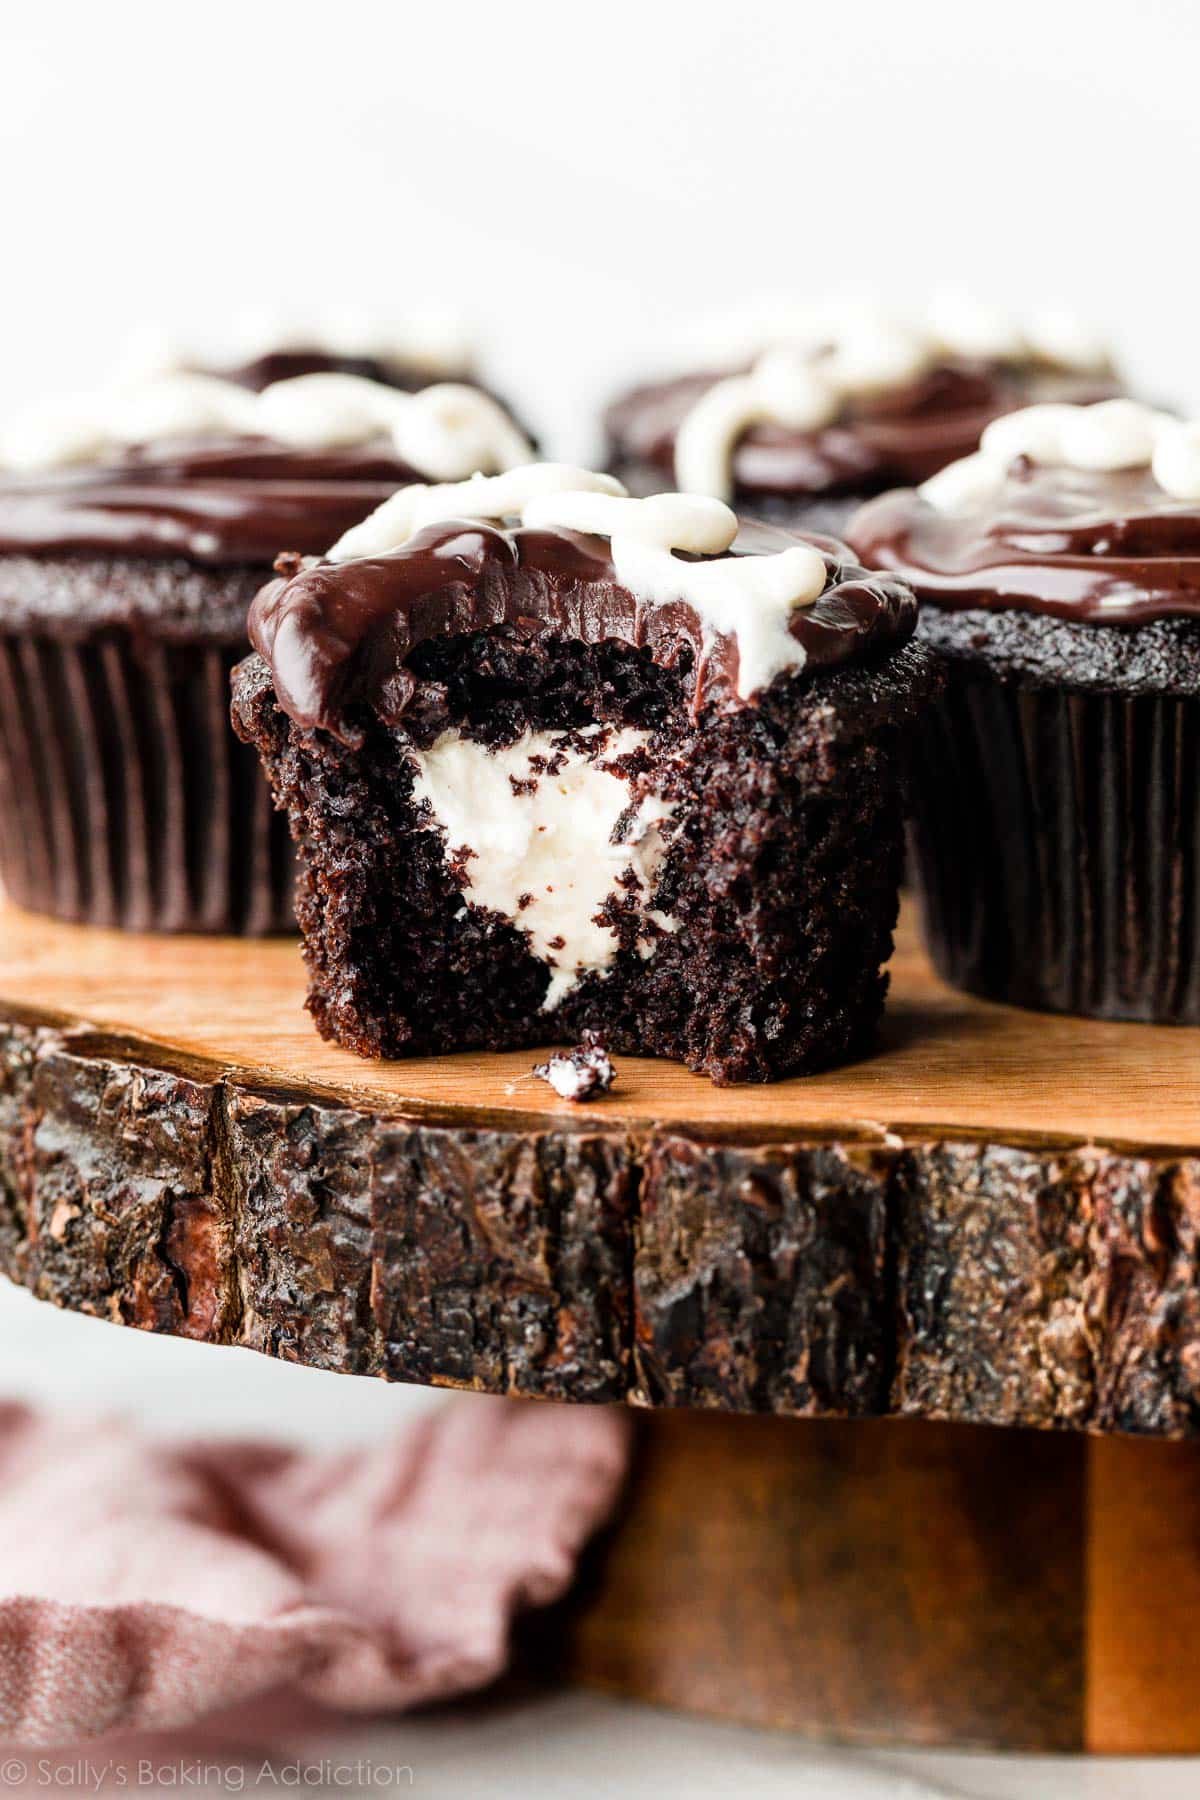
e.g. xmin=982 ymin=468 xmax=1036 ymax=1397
xmin=909 ymin=674 xmax=1200 ymax=1023
xmin=0 ymin=632 xmax=295 ymax=934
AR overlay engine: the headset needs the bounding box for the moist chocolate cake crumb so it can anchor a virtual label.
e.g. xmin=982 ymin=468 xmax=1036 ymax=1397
xmin=233 ymin=630 xmax=936 ymax=1083
xmin=0 ymin=551 xmax=265 ymax=640
xmin=533 ymin=1037 xmax=616 ymax=1102
xmin=917 ymin=603 xmax=1200 ymax=699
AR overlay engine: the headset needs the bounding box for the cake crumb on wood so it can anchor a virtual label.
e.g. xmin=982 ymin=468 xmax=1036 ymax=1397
xmin=533 ymin=1038 xmax=616 ymax=1102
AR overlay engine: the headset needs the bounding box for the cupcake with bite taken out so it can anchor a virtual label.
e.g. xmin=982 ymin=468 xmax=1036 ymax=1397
xmin=604 ymin=296 xmax=1124 ymax=537
xmin=848 ymin=398 xmax=1200 ymax=1024
xmin=232 ymin=463 xmax=936 ymax=1084
xmin=0 ymin=367 xmax=532 ymax=933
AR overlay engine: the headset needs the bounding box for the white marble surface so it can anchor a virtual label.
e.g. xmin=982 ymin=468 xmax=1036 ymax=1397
xmin=136 ymin=1690 xmax=1200 ymax=1800
xmin=3 ymin=0 xmax=1200 ymax=446
xmin=0 ymin=1284 xmax=1194 ymax=1797
xmin=257 ymin=1695 xmax=1200 ymax=1800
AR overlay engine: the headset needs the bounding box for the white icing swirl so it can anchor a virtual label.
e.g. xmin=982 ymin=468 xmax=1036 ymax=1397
xmin=918 ymin=400 xmax=1196 ymax=514
xmin=254 ymin=372 xmax=404 ymax=449
xmin=672 ymin=296 xmax=1114 ymax=503
xmin=1151 ymin=422 xmax=1200 ymax=502
xmin=686 ymin=294 xmax=1112 ymax=379
xmin=521 ymin=489 xmax=828 ymax=697
xmin=229 ymin=304 xmax=475 ymax=377
xmin=112 ymin=309 xmax=475 ymax=384
xmin=984 ymin=398 xmax=1165 ymax=472
xmin=925 ymin=292 xmax=1031 ymax=363
xmin=914 ymin=452 xmax=1002 ymax=516
xmin=327 ymin=464 xmax=623 ymax=561
xmin=1022 ymin=308 xmax=1113 ymax=377
xmin=102 ymin=372 xmax=263 ymax=444
xmin=0 ymin=372 xmax=533 ymax=479
xmin=331 ymin=464 xmax=830 ymax=700
xmin=674 ymin=351 xmax=839 ymax=500
xmin=387 ymin=383 xmax=532 ymax=482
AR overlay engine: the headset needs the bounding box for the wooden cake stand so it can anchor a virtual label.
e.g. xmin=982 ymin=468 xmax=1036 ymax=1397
xmin=1 ymin=895 xmax=1198 ymax=1753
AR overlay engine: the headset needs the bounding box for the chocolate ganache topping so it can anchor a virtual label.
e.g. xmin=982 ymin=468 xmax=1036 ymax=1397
xmin=248 ymin=466 xmax=917 ymax=737
xmin=607 ymin=362 xmax=1113 ymax=501
xmin=606 ymin=300 xmax=1118 ymax=506
xmin=847 ymin=401 xmax=1200 ymax=626
xmin=0 ymin=371 xmax=533 ymax=565
xmin=0 ymin=439 xmax=418 ymax=566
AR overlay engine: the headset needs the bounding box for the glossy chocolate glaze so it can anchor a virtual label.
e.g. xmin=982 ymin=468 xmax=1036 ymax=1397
xmin=248 ymin=517 xmax=917 ymax=738
xmin=847 ymin=464 xmax=1200 ymax=625
xmin=605 ymin=361 xmax=1118 ymax=502
xmin=0 ymin=437 xmax=415 ymax=566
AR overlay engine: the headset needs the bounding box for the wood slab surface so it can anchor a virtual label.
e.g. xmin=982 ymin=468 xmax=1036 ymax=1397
xmin=1 ymin=895 xmax=1197 ymax=1433
xmin=0 ymin=898 xmax=1195 ymax=1147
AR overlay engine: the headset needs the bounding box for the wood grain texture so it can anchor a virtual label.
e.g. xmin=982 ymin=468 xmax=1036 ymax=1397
xmin=1 ymin=897 xmax=1196 ymax=1147
xmin=1 ymin=897 xmax=1198 ymax=1432
xmin=550 ymin=1411 xmax=1200 ymax=1752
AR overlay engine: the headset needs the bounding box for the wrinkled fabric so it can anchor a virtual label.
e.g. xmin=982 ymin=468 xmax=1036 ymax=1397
xmin=0 ymin=1397 xmax=629 ymax=1746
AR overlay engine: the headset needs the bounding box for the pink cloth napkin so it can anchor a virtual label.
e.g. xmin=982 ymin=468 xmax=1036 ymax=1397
xmin=0 ymin=1396 xmax=629 ymax=1747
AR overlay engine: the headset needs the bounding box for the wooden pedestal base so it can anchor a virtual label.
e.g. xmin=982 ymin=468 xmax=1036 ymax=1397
xmin=560 ymin=1411 xmax=1200 ymax=1754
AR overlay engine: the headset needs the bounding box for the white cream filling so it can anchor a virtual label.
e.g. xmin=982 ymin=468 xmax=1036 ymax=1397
xmin=409 ymin=725 xmax=677 ymax=1009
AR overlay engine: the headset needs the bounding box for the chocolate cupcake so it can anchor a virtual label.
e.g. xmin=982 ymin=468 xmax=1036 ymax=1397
xmin=848 ymin=398 xmax=1200 ymax=1024
xmin=0 ymin=371 xmax=532 ymax=933
xmin=233 ymin=464 xmax=935 ymax=1084
xmin=604 ymin=297 xmax=1121 ymax=537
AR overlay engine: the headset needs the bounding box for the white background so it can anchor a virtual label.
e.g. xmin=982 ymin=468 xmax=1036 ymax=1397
xmin=1 ymin=0 xmax=1199 ymax=448
xmin=1 ymin=3 xmax=1199 ymax=1793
